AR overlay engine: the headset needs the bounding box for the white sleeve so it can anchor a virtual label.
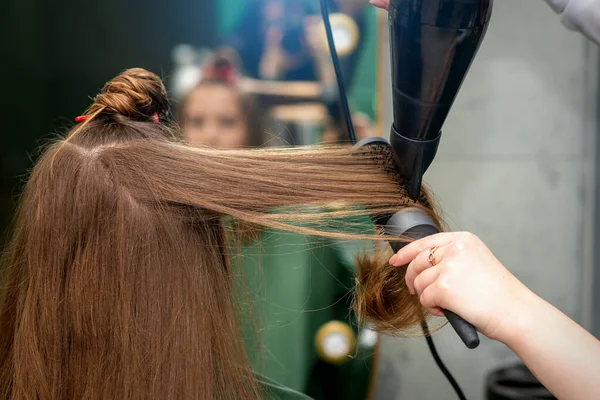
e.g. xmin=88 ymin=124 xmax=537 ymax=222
xmin=544 ymin=0 xmax=600 ymax=45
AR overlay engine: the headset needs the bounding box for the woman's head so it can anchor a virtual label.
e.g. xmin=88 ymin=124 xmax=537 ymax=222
xmin=180 ymin=80 xmax=263 ymax=148
xmin=0 ymin=68 xmax=259 ymax=400
xmin=179 ymin=54 xmax=266 ymax=148
xmin=0 ymin=68 xmax=442 ymax=399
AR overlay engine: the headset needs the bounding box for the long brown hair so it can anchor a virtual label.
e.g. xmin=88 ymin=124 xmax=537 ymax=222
xmin=0 ymin=68 xmax=442 ymax=399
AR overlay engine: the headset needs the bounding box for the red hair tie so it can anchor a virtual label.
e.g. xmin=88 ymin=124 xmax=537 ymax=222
xmin=74 ymin=115 xmax=87 ymax=123
xmin=216 ymin=65 xmax=237 ymax=86
xmin=204 ymin=63 xmax=237 ymax=86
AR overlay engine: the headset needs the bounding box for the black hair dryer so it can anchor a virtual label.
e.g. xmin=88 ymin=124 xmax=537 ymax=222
xmin=389 ymin=0 xmax=493 ymax=199
xmin=382 ymin=0 xmax=493 ymax=349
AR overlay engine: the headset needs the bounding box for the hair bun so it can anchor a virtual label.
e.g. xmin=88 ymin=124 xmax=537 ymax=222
xmin=93 ymin=68 xmax=169 ymax=120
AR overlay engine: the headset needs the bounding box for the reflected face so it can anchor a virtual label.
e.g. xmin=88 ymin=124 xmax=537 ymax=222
xmin=182 ymin=84 xmax=248 ymax=149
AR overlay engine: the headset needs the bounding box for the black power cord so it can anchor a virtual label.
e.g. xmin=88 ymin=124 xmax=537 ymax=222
xmin=319 ymin=0 xmax=357 ymax=144
xmin=318 ymin=2 xmax=469 ymax=399
xmin=422 ymin=321 xmax=468 ymax=400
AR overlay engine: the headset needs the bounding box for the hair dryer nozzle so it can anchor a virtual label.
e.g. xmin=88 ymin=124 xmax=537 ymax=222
xmin=390 ymin=126 xmax=441 ymax=199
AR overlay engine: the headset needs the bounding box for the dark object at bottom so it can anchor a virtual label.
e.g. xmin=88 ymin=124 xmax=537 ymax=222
xmin=486 ymin=363 xmax=556 ymax=400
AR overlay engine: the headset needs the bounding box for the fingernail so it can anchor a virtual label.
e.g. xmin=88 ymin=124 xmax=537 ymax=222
xmin=389 ymin=255 xmax=397 ymax=265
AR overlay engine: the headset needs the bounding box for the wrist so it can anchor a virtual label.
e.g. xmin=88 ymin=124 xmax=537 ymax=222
xmin=496 ymin=285 xmax=545 ymax=348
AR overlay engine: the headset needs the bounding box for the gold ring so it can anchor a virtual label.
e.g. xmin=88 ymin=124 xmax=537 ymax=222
xmin=428 ymin=246 xmax=438 ymax=266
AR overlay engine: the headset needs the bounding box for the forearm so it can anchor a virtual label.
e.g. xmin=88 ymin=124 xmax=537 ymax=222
xmin=504 ymin=291 xmax=600 ymax=400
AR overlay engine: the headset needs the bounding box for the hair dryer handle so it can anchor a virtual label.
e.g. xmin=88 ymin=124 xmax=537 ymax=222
xmin=444 ymin=310 xmax=480 ymax=349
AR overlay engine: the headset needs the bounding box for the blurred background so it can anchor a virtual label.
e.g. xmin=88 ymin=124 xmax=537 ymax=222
xmin=1 ymin=0 xmax=599 ymax=399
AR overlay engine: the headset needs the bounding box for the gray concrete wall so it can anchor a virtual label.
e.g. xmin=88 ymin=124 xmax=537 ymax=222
xmin=374 ymin=1 xmax=598 ymax=399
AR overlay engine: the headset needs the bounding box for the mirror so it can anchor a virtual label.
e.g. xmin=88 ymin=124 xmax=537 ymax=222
xmin=172 ymin=0 xmax=386 ymax=147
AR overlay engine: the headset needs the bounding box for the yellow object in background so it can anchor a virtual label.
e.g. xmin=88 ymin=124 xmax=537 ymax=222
xmin=315 ymin=321 xmax=357 ymax=365
xmin=316 ymin=13 xmax=360 ymax=57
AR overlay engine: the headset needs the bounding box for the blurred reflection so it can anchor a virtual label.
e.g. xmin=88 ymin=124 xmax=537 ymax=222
xmin=174 ymin=41 xmax=378 ymax=400
xmin=172 ymin=0 xmax=382 ymax=148
xmin=227 ymin=0 xmax=315 ymax=81
xmin=225 ymin=0 xmax=369 ymax=85
xmin=171 ymin=45 xmax=212 ymax=100
xmin=321 ymin=111 xmax=374 ymax=143
xmin=178 ymin=52 xmax=267 ymax=148
xmin=164 ymin=4 xmax=384 ymax=397
xmin=181 ymin=82 xmax=250 ymax=148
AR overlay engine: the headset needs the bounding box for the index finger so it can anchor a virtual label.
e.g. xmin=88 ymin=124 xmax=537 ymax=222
xmin=389 ymin=232 xmax=459 ymax=267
